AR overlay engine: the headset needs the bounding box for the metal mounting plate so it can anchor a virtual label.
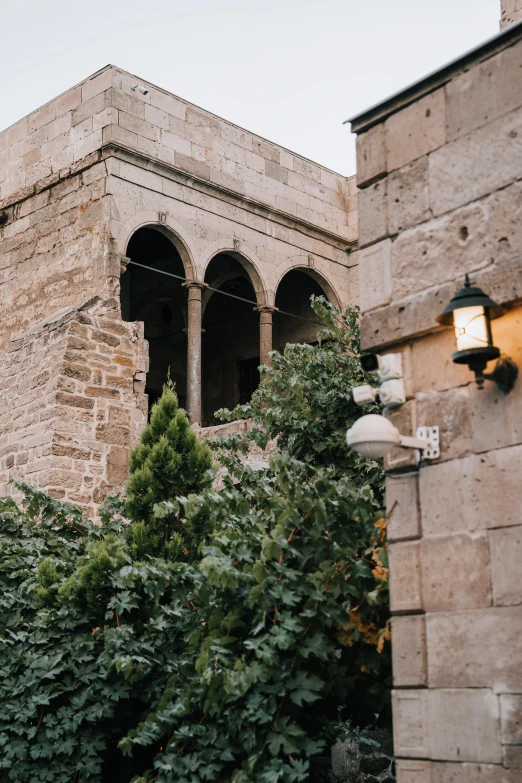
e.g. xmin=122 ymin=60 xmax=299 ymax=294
xmin=416 ymin=426 xmax=440 ymax=460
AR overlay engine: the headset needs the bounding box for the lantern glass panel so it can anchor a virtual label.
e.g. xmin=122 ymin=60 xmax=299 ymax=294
xmin=453 ymin=305 xmax=489 ymax=351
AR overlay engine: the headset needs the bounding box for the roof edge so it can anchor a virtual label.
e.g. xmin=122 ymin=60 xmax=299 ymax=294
xmin=347 ymin=18 xmax=522 ymax=134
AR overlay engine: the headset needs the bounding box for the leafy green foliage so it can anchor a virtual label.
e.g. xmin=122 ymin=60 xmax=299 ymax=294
xmin=125 ymin=383 xmax=213 ymax=558
xmin=0 ymin=300 xmax=389 ymax=782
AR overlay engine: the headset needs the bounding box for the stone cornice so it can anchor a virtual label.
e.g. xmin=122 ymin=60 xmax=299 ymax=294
xmin=102 ymin=143 xmax=356 ymax=250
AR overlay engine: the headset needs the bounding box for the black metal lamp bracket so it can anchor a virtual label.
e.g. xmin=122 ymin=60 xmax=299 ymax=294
xmin=481 ymin=355 xmax=519 ymax=394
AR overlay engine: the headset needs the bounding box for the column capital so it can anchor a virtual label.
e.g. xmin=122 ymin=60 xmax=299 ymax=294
xmin=182 ymin=279 xmax=208 ymax=291
xmin=254 ymin=304 xmax=278 ymax=313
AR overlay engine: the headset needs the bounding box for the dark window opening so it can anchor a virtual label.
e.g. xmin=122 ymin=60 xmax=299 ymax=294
xmin=120 ymin=227 xmax=188 ymax=416
xmin=274 ymin=269 xmax=327 ymax=353
xmin=238 ymin=357 xmax=261 ymax=405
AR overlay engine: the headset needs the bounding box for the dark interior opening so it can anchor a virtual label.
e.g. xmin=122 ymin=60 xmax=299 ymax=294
xmin=274 ymin=269 xmax=327 ymax=352
xmin=202 ymin=254 xmax=259 ymax=425
xmin=120 ymin=227 xmax=187 ymax=412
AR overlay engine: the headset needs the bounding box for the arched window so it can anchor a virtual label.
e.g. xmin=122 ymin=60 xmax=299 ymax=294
xmin=274 ymin=269 xmax=330 ymax=352
xmin=120 ymin=227 xmax=188 ymax=410
xmin=202 ymin=253 xmax=260 ymax=424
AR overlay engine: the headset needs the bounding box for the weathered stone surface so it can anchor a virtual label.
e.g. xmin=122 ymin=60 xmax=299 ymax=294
xmin=428 ymin=689 xmax=501 ymax=763
xmin=446 ymin=42 xmax=522 ymax=141
xmin=429 ymin=106 xmax=522 ymax=217
xmin=501 ymin=0 xmax=522 ymax=28
xmin=503 ymin=745 xmax=522 ymax=768
xmin=388 ymin=541 xmax=422 ymax=612
xmin=388 ymin=156 xmax=430 ymax=234
xmin=358 ymin=180 xmax=388 ymax=247
xmin=396 ymin=759 xmax=432 ymax=783
xmin=386 ymin=472 xmax=420 ymax=542
xmin=392 ymin=689 xmax=429 ymax=758
xmin=421 ymin=533 xmax=491 ymax=611
xmin=470 ymin=368 xmax=522 ymax=455
xmin=427 ymin=608 xmax=522 ymax=691
xmin=489 ymin=526 xmax=522 ymax=606
xmin=500 ymin=694 xmax=522 ymax=743
xmin=385 ymin=89 xmax=446 ymax=172
xmin=356 ymin=123 xmax=387 ymax=188
xmin=432 ymin=761 xmax=519 ymax=782
xmin=391 ymin=614 xmax=427 ymax=686
xmin=390 ymin=201 xmax=491 ymax=300
xmin=358 ymin=239 xmax=392 ymax=312
xmin=410 ymin=330 xmax=470 ymax=394
xmin=384 ymin=401 xmax=419 ymax=472
xmin=419 ymin=446 xmax=522 ymax=536
xmin=415 ymin=387 xmax=472 ymax=462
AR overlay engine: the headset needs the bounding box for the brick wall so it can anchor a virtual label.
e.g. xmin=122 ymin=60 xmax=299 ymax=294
xmin=0 ymin=297 xmax=147 ymax=517
xmin=351 ymin=26 xmax=522 ymax=783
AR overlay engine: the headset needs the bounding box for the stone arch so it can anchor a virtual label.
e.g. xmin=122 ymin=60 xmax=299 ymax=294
xmin=200 ymin=238 xmax=268 ymax=306
xmin=272 ymin=260 xmax=341 ymax=353
xmin=273 ymin=257 xmax=342 ymax=310
xmin=115 ymin=211 xmax=198 ymax=280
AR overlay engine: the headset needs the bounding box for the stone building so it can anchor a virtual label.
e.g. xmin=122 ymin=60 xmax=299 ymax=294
xmin=0 ymin=65 xmax=357 ymax=515
xmin=350 ymin=13 xmax=522 ymax=783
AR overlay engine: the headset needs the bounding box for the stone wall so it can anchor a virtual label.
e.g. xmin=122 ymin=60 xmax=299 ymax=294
xmin=500 ymin=0 xmax=522 ymax=29
xmin=0 ymin=65 xmax=357 ymax=507
xmin=351 ymin=24 xmax=522 ymax=783
xmin=0 ymin=297 xmax=147 ymax=517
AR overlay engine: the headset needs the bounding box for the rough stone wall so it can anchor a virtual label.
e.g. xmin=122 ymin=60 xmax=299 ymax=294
xmin=352 ymin=31 xmax=522 ymax=783
xmin=0 ymin=158 xmax=110 ymax=353
xmin=0 ymin=297 xmax=147 ymax=517
xmin=0 ymin=64 xmax=356 ymax=508
xmin=500 ymin=0 xmax=522 ymax=29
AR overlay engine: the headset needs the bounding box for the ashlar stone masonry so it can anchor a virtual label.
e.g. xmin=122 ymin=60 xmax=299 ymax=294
xmin=0 ymin=65 xmax=358 ymax=511
xmin=350 ymin=17 xmax=522 ymax=783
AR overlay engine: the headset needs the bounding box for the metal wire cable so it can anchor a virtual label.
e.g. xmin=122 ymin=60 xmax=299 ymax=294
xmin=127 ymin=260 xmax=327 ymax=327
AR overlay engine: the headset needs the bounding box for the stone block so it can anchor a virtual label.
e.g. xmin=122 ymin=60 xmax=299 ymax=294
xmin=427 ymin=608 xmax=522 ymax=691
xmin=388 ymin=156 xmax=430 ymax=234
xmin=500 ymin=694 xmax=522 ymax=743
xmin=392 ymin=689 xmax=429 ymax=757
xmin=470 ymin=371 xmax=522 ymax=456
xmin=396 ymin=760 xmax=432 ymax=783
xmin=411 ymin=330 xmax=470 ymax=394
xmin=446 ymin=40 xmax=522 ymax=142
xmin=385 ymin=89 xmax=446 ymax=172
xmin=356 ymin=123 xmax=387 ymax=188
xmin=489 ymin=527 xmax=522 ymax=606
xmin=415 ymin=387 xmax=472 ymax=462
xmin=429 ymin=106 xmax=522 ymax=217
xmin=107 ymin=446 xmax=129 ymax=484
xmin=391 ymin=614 xmax=427 ymax=686
xmin=421 ymin=533 xmax=491 ymax=611
xmin=358 ymin=179 xmax=388 ymax=247
xmin=488 ymin=180 xmax=522 ymax=265
xmin=384 ymin=401 xmax=419 ymax=472
xmin=358 ymin=238 xmax=392 ymax=313
xmin=390 ymin=200 xmax=491 ymax=301
xmin=82 ymin=69 xmax=114 ymax=103
xmin=388 ymin=541 xmax=422 ymax=612
xmin=428 ymin=689 xmax=501 ymax=763
xmin=432 ymin=762 xmax=518 ymax=782
xmin=420 ymin=446 xmax=522 ymax=536
xmin=386 ymin=472 xmax=420 ymax=542
xmin=503 ymin=745 xmax=522 ymax=768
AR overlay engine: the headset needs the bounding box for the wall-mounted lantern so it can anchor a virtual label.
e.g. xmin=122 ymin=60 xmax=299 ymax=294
xmin=436 ymin=275 xmax=518 ymax=393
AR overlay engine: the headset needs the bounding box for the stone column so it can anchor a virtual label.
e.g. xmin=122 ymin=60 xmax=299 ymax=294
xmin=255 ymin=305 xmax=277 ymax=367
xmin=183 ymin=281 xmax=207 ymax=425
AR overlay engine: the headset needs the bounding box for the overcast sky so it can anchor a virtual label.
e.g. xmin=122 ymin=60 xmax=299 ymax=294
xmin=1 ymin=0 xmax=499 ymax=175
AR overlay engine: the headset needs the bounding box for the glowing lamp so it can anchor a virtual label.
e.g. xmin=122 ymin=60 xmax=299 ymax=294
xmin=437 ymin=275 xmax=517 ymax=392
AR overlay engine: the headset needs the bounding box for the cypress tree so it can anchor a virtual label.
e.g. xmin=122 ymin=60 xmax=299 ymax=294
xmin=125 ymin=383 xmax=212 ymax=558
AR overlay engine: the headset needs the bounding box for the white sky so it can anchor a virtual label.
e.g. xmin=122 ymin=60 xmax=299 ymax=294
xmin=1 ymin=0 xmax=499 ymax=176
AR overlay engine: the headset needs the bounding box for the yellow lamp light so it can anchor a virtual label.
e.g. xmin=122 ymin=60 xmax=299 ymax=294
xmin=437 ymin=275 xmax=517 ymax=392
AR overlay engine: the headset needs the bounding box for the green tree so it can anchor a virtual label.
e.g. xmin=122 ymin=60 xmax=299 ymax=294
xmin=125 ymin=383 xmax=212 ymax=559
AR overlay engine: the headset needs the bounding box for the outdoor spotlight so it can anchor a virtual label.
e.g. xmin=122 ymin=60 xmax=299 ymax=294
xmin=346 ymin=414 xmax=439 ymax=461
xmin=132 ymin=84 xmax=149 ymax=95
xmin=436 ymin=274 xmax=518 ymax=393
